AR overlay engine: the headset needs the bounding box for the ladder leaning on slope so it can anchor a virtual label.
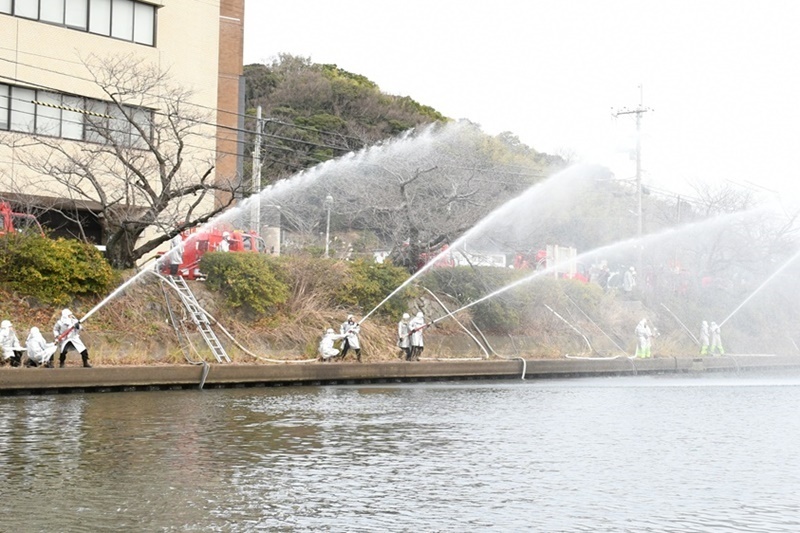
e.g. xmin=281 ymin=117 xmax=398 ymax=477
xmin=167 ymin=275 xmax=231 ymax=363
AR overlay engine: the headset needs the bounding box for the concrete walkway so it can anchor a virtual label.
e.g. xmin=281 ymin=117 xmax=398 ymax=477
xmin=1 ymin=355 xmax=798 ymax=395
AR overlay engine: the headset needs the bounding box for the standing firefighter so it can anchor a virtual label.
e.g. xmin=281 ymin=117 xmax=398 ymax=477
xmin=53 ymin=309 xmax=92 ymax=368
xmin=397 ymin=313 xmax=412 ymax=360
xmin=710 ymin=321 xmax=724 ymax=355
xmin=168 ymin=233 xmax=184 ymax=276
xmin=339 ymin=315 xmax=362 ymax=362
xmin=623 ymin=266 xmax=636 ymax=297
xmin=218 ymin=231 xmax=231 ymax=252
xmin=0 ymin=320 xmax=24 ymax=367
xmin=408 ymin=312 xmax=427 ymax=361
xmin=634 ymin=318 xmax=652 ymax=358
xmin=699 ymin=321 xmax=710 ymax=355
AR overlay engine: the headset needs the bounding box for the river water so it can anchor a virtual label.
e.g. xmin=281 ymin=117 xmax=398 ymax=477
xmin=2 ymin=372 xmax=800 ymax=532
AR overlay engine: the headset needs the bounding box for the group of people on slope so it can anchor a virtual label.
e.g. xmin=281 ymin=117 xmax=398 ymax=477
xmin=317 ymin=311 xmax=431 ymax=363
xmin=0 ymin=309 xmax=92 ymax=369
xmin=318 ymin=314 xmax=363 ymax=362
xmin=397 ymin=311 xmax=429 ymax=361
xmin=699 ymin=320 xmax=724 ymax=355
xmin=634 ymin=318 xmax=657 ymax=358
xmin=634 ymin=317 xmax=725 ymax=358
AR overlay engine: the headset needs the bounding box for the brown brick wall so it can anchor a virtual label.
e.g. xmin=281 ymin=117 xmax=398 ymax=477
xmin=216 ymin=0 xmax=245 ymax=207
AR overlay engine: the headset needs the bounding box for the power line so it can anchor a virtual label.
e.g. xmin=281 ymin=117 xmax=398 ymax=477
xmin=0 ymin=67 xmax=359 ymax=156
xmin=0 ymin=52 xmax=369 ymax=145
xmin=1 ymin=73 xmax=358 ymax=160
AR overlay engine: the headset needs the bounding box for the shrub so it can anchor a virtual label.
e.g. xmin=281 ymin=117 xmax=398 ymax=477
xmin=201 ymin=252 xmax=289 ymax=316
xmin=335 ymin=259 xmax=411 ymax=317
xmin=0 ymin=233 xmax=115 ymax=305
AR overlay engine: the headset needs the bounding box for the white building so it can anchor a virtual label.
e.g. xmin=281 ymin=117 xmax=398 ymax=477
xmin=0 ymin=0 xmax=244 ymax=248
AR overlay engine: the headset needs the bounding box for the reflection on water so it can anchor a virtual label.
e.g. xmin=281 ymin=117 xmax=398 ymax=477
xmin=2 ymin=373 xmax=800 ymax=531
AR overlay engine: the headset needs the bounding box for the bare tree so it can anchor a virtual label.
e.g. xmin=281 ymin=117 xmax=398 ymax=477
xmin=255 ymin=121 xmax=560 ymax=269
xmin=2 ymin=54 xmax=241 ymax=268
xmin=671 ymin=182 xmax=800 ymax=286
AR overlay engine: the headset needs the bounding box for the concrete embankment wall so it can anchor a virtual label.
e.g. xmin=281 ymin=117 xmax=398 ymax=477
xmin=1 ymin=355 xmax=799 ymax=395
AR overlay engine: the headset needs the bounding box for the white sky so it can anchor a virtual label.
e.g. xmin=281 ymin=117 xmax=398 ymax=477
xmin=244 ymin=1 xmax=800 ymax=200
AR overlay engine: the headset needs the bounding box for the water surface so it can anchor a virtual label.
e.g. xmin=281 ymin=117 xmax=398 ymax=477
xmin=1 ymin=373 xmax=799 ymax=531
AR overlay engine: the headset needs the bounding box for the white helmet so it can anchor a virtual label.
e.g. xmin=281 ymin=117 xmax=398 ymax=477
xmin=416 ymin=312 xmax=424 ymax=318
xmin=29 ymin=327 xmax=39 ymax=336
xmin=629 ymin=266 xmax=636 ymax=272
xmin=62 ymin=308 xmax=72 ymax=318
xmin=1 ymin=320 xmax=10 ymax=328
xmin=402 ymin=313 xmax=410 ymax=320
xmin=222 ymin=231 xmax=230 ymax=239
xmin=326 ymin=328 xmax=334 ymax=334
xmin=347 ymin=315 xmax=354 ymax=321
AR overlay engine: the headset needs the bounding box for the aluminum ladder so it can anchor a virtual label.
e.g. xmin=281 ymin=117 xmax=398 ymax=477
xmin=170 ymin=275 xmax=230 ymax=363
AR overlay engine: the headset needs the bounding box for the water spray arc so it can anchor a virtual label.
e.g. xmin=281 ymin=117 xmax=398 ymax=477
xmin=358 ymin=163 xmax=596 ymax=325
xmin=422 ymin=287 xmax=488 ymax=359
xmin=719 ymin=246 xmax=800 ymax=328
xmin=75 ymin=123 xmax=475 ymax=359
xmin=422 ymin=207 xmax=768 ymax=344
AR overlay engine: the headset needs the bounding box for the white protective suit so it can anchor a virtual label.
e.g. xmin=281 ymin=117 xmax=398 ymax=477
xmin=53 ymin=309 xmax=87 ymax=353
xmin=218 ymin=232 xmax=231 ymax=252
xmin=25 ymin=327 xmax=54 ymax=365
xmin=710 ymin=322 xmax=724 ymax=355
xmin=634 ymin=318 xmax=652 ymax=358
xmin=0 ymin=320 xmax=23 ymax=362
xmin=623 ymin=267 xmax=636 ymax=293
xmin=408 ymin=312 xmax=426 ymax=348
xmin=699 ymin=321 xmax=710 ymax=354
xmin=398 ymin=313 xmax=411 ymax=349
xmin=318 ymin=329 xmax=345 ymax=360
xmin=339 ymin=316 xmax=361 ymax=351
xmin=168 ymin=234 xmax=184 ymax=274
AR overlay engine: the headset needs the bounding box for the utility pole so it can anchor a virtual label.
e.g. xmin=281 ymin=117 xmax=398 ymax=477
xmin=324 ymin=195 xmax=333 ymax=258
xmin=250 ymin=105 xmax=263 ymax=234
xmin=613 ymin=86 xmax=651 ymax=274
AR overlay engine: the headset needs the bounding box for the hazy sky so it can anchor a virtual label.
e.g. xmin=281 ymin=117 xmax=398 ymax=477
xmin=244 ymin=1 xmax=800 ymax=200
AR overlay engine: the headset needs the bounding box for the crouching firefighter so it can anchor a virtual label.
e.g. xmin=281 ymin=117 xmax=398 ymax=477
xmin=0 ymin=320 xmax=24 ymax=367
xmin=318 ymin=328 xmax=346 ymax=362
xmin=25 ymin=327 xmax=55 ymax=368
xmin=53 ymin=309 xmax=92 ymax=368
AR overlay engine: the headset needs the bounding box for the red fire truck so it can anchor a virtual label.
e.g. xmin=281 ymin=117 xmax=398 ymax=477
xmin=161 ymin=227 xmax=266 ymax=280
xmin=0 ymin=202 xmax=45 ymax=236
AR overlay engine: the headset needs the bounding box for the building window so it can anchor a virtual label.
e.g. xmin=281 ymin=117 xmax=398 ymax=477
xmin=132 ymin=2 xmax=154 ymax=46
xmin=110 ymin=0 xmax=133 ymax=41
xmin=6 ymin=0 xmax=156 ymax=46
xmin=10 ymin=87 xmax=36 ymax=132
xmin=14 ymin=0 xmax=39 ymax=19
xmin=0 ymin=84 xmax=9 ymax=130
xmin=65 ymin=0 xmax=88 ymax=30
xmin=0 ymin=82 xmax=152 ymax=147
xmin=61 ymin=95 xmax=85 ymax=140
xmin=40 ymin=0 xmax=65 ymax=24
xmin=35 ymin=91 xmax=62 ymax=136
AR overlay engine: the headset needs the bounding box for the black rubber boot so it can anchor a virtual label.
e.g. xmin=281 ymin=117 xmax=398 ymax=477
xmin=81 ymin=351 xmax=92 ymax=368
xmin=355 ymin=349 xmax=361 ymax=363
xmin=59 ymin=353 xmax=66 ymax=368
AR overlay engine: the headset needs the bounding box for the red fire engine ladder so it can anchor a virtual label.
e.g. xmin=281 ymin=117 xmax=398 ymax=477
xmin=170 ymin=275 xmax=231 ymax=363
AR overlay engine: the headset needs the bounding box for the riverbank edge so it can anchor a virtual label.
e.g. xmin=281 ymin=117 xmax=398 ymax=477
xmin=1 ymin=354 xmax=798 ymax=395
